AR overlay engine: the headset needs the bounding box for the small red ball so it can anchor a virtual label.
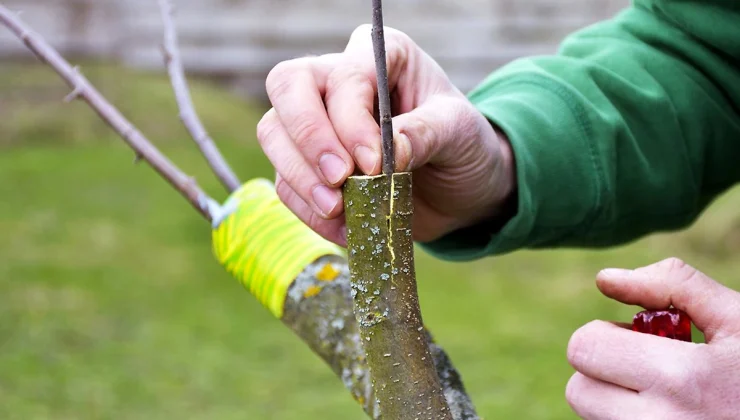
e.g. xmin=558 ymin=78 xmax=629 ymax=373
xmin=632 ymin=308 xmax=692 ymax=342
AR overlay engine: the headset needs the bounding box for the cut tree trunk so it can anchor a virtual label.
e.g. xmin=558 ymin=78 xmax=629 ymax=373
xmin=343 ymin=173 xmax=452 ymax=419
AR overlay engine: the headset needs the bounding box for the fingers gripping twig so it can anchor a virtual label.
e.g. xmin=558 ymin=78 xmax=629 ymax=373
xmin=0 ymin=4 xmax=217 ymax=222
xmin=157 ymin=0 xmax=241 ymax=193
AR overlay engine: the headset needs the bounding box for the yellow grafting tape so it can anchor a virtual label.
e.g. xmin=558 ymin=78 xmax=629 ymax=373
xmin=212 ymin=178 xmax=345 ymax=319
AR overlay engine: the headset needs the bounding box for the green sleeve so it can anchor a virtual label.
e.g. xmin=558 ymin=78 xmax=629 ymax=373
xmin=420 ymin=0 xmax=740 ymax=261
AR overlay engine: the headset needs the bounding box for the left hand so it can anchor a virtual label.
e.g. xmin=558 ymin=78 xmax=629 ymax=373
xmin=566 ymin=257 xmax=740 ymax=419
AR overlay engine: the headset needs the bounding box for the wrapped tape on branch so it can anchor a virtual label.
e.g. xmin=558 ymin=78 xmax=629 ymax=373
xmin=212 ymin=178 xmax=345 ymax=318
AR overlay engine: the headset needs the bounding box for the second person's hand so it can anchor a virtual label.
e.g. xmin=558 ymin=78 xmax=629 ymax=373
xmin=257 ymin=25 xmax=516 ymax=246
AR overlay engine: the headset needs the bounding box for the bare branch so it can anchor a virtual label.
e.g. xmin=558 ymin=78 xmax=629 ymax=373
xmin=371 ymin=0 xmax=395 ymax=175
xmin=157 ymin=0 xmax=241 ymax=193
xmin=0 ymin=4 xmax=217 ymax=222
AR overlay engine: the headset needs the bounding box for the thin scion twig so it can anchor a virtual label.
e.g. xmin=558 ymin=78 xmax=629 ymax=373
xmin=0 ymin=4 xmax=216 ymax=222
xmin=157 ymin=0 xmax=242 ymax=193
xmin=371 ymin=0 xmax=395 ymax=175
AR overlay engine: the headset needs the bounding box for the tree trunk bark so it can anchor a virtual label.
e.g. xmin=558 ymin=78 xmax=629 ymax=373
xmin=343 ymin=173 xmax=452 ymax=419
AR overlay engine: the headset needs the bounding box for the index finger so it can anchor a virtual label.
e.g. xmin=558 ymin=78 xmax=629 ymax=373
xmin=323 ymin=25 xmax=413 ymax=175
xmin=567 ymin=320 xmax=699 ymax=393
xmin=265 ymin=54 xmax=353 ymax=187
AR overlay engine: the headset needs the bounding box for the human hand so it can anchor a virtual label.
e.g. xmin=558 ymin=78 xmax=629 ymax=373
xmin=257 ymin=25 xmax=516 ymax=246
xmin=566 ymin=258 xmax=740 ymax=419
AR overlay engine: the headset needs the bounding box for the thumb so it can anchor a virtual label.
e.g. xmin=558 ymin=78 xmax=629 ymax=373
xmin=596 ymin=257 xmax=740 ymax=341
xmin=391 ymin=94 xmax=485 ymax=172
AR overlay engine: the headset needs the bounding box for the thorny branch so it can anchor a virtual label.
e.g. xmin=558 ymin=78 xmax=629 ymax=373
xmin=157 ymin=0 xmax=242 ymax=193
xmin=0 ymin=4 xmax=217 ymax=222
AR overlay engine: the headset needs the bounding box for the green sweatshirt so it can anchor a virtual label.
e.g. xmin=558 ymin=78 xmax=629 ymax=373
xmin=421 ymin=0 xmax=740 ymax=261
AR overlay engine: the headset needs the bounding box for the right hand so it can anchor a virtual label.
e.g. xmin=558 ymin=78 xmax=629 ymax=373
xmin=257 ymin=25 xmax=516 ymax=247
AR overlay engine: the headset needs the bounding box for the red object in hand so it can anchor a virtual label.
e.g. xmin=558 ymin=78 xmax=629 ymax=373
xmin=632 ymin=308 xmax=692 ymax=342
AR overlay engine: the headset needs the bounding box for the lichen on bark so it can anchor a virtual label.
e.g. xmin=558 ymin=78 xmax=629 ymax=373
xmin=282 ymin=256 xmax=479 ymax=420
xmin=282 ymin=255 xmax=375 ymax=414
xmin=343 ymin=173 xmax=451 ymax=419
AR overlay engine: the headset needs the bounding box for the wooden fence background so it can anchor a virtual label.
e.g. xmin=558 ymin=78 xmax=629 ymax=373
xmin=0 ymin=0 xmax=629 ymax=99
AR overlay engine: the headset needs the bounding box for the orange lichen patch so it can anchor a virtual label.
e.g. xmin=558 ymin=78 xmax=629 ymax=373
xmin=354 ymin=394 xmax=365 ymax=406
xmin=316 ymin=263 xmax=340 ymax=281
xmin=303 ymin=285 xmax=322 ymax=298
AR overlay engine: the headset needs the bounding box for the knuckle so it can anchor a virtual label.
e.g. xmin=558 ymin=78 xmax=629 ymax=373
xmin=349 ymin=24 xmax=373 ymax=41
xmin=274 ymin=175 xmax=291 ymax=203
xmin=265 ymin=59 xmax=301 ymax=99
xmin=685 ymin=345 xmax=713 ymax=407
xmin=348 ymin=24 xmax=412 ymax=71
xmin=567 ymin=321 xmax=596 ymax=369
xmin=637 ymin=257 xmax=703 ymax=291
xmin=256 ymin=111 xmax=279 ymax=145
xmin=401 ymin=110 xmax=438 ymax=154
xmin=384 ymin=28 xmax=415 ymax=71
xmin=567 ymin=320 xmax=608 ymax=371
xmin=306 ymin=208 xmax=325 ymax=228
xmin=291 ymin=114 xmax=324 ymax=149
xmin=325 ymin=65 xmax=374 ymax=100
xmin=663 ymin=256 xmax=702 ymax=286
xmin=449 ymin=98 xmax=480 ymax=137
xmin=659 ymin=362 xmax=690 ymax=392
xmin=280 ymin=158 xmax=307 ymax=190
xmin=663 ymin=257 xmax=690 ymax=273
xmin=350 ymin=23 xmax=410 ymax=46
xmin=564 ymin=374 xmax=583 ymax=409
xmin=655 ymin=356 xmax=704 ymax=408
xmin=425 ymin=97 xmax=478 ymax=153
xmin=377 ymin=25 xmax=412 ymax=47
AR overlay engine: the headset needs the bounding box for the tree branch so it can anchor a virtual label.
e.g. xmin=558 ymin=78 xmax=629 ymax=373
xmin=0 ymin=4 xmax=217 ymax=222
xmin=371 ymin=0 xmax=395 ymax=175
xmin=283 ymin=255 xmax=479 ymax=420
xmin=156 ymin=0 xmax=242 ymax=193
xmin=212 ymin=179 xmax=478 ymax=418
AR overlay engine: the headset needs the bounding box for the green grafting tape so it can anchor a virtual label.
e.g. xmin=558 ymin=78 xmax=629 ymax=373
xmin=212 ymin=178 xmax=345 ymax=318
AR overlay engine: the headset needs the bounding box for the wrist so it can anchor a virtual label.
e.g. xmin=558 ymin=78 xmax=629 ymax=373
xmin=494 ymin=125 xmax=516 ymax=204
xmin=489 ymin=125 xmax=518 ymax=229
xmin=451 ymin=121 xmax=517 ymax=235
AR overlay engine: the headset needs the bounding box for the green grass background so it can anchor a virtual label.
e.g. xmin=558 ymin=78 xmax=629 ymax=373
xmin=1 ymin=62 xmax=739 ymax=419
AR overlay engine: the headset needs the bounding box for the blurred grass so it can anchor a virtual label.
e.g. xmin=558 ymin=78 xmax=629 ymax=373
xmin=1 ymin=61 xmax=740 ymax=420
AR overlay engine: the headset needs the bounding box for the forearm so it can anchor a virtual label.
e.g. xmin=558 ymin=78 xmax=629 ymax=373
xmin=422 ymin=1 xmax=740 ymax=261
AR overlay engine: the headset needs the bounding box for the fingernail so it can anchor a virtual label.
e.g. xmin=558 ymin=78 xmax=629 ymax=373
xmin=312 ymin=185 xmax=339 ymax=217
xmin=354 ymin=145 xmax=378 ymax=175
xmin=600 ymin=268 xmax=633 ymax=279
xmin=318 ymin=153 xmax=347 ymax=185
xmin=394 ymin=132 xmax=413 ymax=171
